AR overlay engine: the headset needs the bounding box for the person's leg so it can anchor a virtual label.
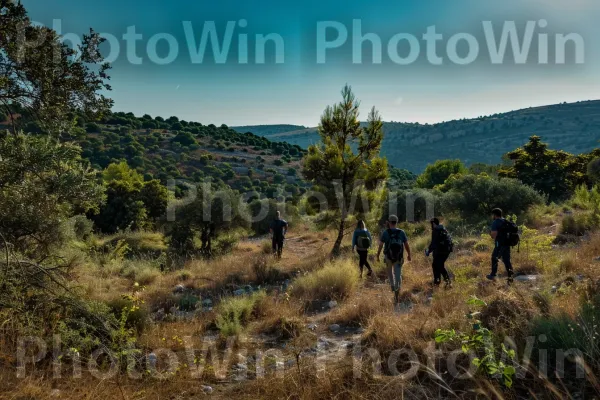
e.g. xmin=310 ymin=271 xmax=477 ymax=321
xmin=501 ymin=246 xmax=514 ymax=277
xmin=277 ymin=239 xmax=284 ymax=259
xmin=272 ymin=237 xmax=277 ymax=256
xmin=394 ymin=260 xmax=403 ymax=304
xmin=364 ymin=256 xmax=373 ymax=275
xmin=357 ymin=250 xmax=365 ymax=276
xmin=386 ymin=260 xmax=395 ymax=293
xmin=432 ymin=255 xmax=442 ymax=286
xmin=490 ymin=246 xmax=500 ymax=277
xmin=439 ymin=252 xmax=451 ymax=282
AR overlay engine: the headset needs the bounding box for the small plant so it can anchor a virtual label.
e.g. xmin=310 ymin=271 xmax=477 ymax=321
xmin=215 ymin=292 xmax=266 ymax=337
xmin=435 ymin=296 xmax=517 ymax=388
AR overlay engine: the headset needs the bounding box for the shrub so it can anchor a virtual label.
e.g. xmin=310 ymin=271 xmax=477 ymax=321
xmin=416 ymin=159 xmax=467 ymax=189
xmin=215 ymin=292 xmax=266 ymax=337
xmin=529 ymin=293 xmax=600 ymax=381
xmin=441 ymin=174 xmax=546 ymax=222
xmin=291 ymin=259 xmax=359 ymax=301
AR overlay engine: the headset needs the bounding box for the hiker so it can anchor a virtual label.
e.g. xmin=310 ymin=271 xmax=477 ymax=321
xmin=351 ymin=220 xmax=373 ymax=278
xmin=488 ymin=208 xmax=515 ymax=281
xmin=376 ymin=215 xmax=412 ymax=305
xmin=269 ymin=211 xmax=288 ymax=259
xmin=200 ymin=222 xmax=214 ymax=258
xmin=425 ymin=217 xmax=453 ymax=289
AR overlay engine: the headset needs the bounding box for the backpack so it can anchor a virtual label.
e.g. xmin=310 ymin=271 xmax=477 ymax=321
xmin=356 ymin=231 xmax=371 ymax=250
xmin=386 ymin=229 xmax=405 ymax=262
xmin=437 ymin=228 xmax=454 ymax=253
xmin=499 ymin=219 xmax=520 ymax=247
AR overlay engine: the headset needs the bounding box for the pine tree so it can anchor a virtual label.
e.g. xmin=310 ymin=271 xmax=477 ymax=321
xmin=302 ymin=85 xmax=388 ymax=257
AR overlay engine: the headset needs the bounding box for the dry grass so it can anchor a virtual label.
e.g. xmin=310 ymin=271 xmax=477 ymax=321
xmin=290 ymin=258 xmax=360 ymax=302
xmin=5 ymin=223 xmax=600 ymax=399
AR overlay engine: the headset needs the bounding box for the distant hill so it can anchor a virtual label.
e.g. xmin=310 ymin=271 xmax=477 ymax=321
xmin=234 ymin=100 xmax=600 ymax=173
xmin=232 ymin=124 xmax=307 ymax=136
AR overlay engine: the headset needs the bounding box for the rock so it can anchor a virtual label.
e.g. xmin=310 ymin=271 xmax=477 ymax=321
xmin=551 ymin=285 xmax=558 ymax=293
xmin=202 ymin=298 xmax=213 ymax=307
xmin=173 ymin=284 xmax=186 ymax=294
xmin=329 ymin=324 xmax=341 ymax=333
xmin=153 ymin=308 xmax=166 ymax=321
xmin=317 ymin=338 xmax=336 ymax=350
xmin=340 ymin=341 xmax=354 ymax=349
xmin=328 ymin=300 xmax=338 ymax=309
xmin=233 ymin=289 xmax=245 ymax=296
xmin=307 ymin=323 xmax=318 ymax=331
xmin=202 ymin=385 xmax=213 ymax=394
xmin=514 ymin=275 xmax=538 ymax=282
xmin=234 ymin=363 xmax=248 ymax=371
xmin=148 ymin=353 xmax=157 ymax=369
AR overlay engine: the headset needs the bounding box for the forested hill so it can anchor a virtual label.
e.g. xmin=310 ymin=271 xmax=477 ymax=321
xmin=1 ymin=111 xmax=310 ymax=200
xmin=233 ymin=100 xmax=600 ymax=173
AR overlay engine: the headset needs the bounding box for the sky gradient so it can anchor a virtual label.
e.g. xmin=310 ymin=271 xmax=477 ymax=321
xmin=22 ymin=0 xmax=600 ymax=126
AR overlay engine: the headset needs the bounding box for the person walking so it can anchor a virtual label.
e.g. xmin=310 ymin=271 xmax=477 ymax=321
xmin=487 ymin=208 xmax=515 ymax=282
xmin=352 ymin=220 xmax=373 ymax=278
xmin=269 ymin=211 xmax=288 ymax=259
xmin=376 ymin=215 xmax=412 ymax=305
xmin=426 ymin=217 xmax=453 ymax=289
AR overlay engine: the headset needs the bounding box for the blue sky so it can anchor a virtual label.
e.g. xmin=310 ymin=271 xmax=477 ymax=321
xmin=22 ymin=0 xmax=600 ymax=126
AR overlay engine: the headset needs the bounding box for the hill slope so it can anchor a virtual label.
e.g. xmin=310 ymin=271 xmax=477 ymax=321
xmin=234 ymin=100 xmax=600 ymax=172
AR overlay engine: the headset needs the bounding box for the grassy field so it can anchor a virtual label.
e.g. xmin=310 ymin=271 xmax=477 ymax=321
xmin=2 ymin=211 xmax=600 ymax=399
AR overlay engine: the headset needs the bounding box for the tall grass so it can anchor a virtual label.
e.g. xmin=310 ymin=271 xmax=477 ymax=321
xmin=290 ymin=258 xmax=359 ymax=301
xmin=215 ymin=291 xmax=266 ymax=337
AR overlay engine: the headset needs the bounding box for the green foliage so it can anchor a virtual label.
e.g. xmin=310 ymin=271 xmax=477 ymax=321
xmin=0 ymin=133 xmax=105 ymax=255
xmin=500 ymin=136 xmax=600 ymax=202
xmin=388 ymin=167 xmax=417 ymax=190
xmin=435 ymin=297 xmax=517 ymax=388
xmin=416 ymin=159 xmax=467 ymax=189
xmin=561 ymin=185 xmax=600 ymax=235
xmin=302 ymin=85 xmax=388 ymax=256
xmin=440 ymin=174 xmax=546 ymax=222
xmin=92 ymin=162 xmax=168 ymax=233
xmin=0 ymin=1 xmax=112 ymax=134
xmin=529 ymin=292 xmax=600 ymax=378
xmin=172 ymin=131 xmax=197 ymax=147
xmin=587 ymin=158 xmax=600 ymax=184
xmin=215 ymin=292 xmax=266 ymax=337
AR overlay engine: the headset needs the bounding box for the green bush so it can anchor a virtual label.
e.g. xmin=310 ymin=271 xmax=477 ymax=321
xmin=440 ymin=174 xmax=546 ymax=222
xmin=215 ymin=292 xmax=266 ymax=337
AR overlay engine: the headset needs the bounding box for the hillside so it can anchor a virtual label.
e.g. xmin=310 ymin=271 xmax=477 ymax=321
xmin=234 ymin=100 xmax=600 ymax=172
xmin=4 ymin=113 xmax=310 ymax=201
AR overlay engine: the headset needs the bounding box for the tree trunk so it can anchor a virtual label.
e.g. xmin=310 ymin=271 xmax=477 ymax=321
xmin=331 ymin=214 xmax=346 ymax=258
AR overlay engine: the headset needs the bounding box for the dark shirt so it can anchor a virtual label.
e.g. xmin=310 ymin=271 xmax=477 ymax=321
xmin=428 ymin=224 xmax=447 ymax=253
xmin=491 ymin=218 xmax=506 ymax=245
xmin=270 ymin=219 xmax=288 ymax=239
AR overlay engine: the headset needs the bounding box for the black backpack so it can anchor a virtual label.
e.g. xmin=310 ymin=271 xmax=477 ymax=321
xmin=437 ymin=228 xmax=454 ymax=253
xmin=356 ymin=232 xmax=372 ymax=250
xmin=499 ymin=219 xmax=520 ymax=247
xmin=386 ymin=229 xmax=405 ymax=262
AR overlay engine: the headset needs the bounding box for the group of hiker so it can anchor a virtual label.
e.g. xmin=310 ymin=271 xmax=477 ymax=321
xmin=270 ymin=207 xmax=519 ymax=306
xmin=351 ymin=208 xmax=519 ymax=305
